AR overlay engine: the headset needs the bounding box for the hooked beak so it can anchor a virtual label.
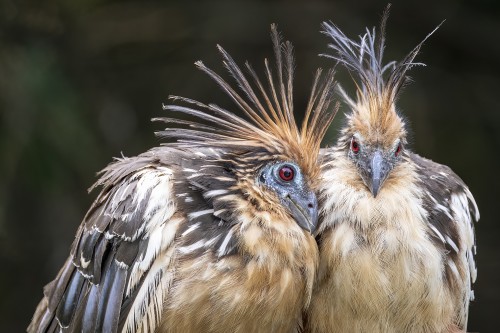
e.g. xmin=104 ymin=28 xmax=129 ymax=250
xmin=361 ymin=149 xmax=391 ymax=197
xmin=285 ymin=191 xmax=318 ymax=233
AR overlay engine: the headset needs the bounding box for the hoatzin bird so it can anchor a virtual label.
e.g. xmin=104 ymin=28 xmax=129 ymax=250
xmin=306 ymin=10 xmax=479 ymax=333
xmin=28 ymin=25 xmax=337 ymax=333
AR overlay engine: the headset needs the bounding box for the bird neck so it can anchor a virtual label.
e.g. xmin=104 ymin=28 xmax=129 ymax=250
xmin=320 ymin=149 xmax=424 ymax=233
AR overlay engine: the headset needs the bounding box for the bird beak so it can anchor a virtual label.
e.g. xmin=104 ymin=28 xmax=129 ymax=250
xmin=361 ymin=149 xmax=391 ymax=197
xmin=285 ymin=191 xmax=319 ymax=233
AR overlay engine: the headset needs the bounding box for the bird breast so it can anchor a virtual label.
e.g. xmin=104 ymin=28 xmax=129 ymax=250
xmin=159 ymin=212 xmax=318 ymax=333
xmin=315 ymin=158 xmax=457 ymax=332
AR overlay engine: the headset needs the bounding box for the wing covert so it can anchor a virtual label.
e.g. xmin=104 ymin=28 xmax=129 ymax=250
xmin=411 ymin=152 xmax=478 ymax=326
xmin=29 ymin=152 xmax=179 ymax=333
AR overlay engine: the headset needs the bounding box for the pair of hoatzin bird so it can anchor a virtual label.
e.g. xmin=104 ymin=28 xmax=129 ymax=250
xmin=29 ymin=10 xmax=478 ymax=333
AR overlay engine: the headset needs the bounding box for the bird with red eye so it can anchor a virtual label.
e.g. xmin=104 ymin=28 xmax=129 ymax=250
xmin=395 ymin=142 xmax=402 ymax=157
xmin=257 ymin=161 xmax=317 ymax=233
xmin=279 ymin=165 xmax=295 ymax=181
xmin=351 ymin=137 xmax=360 ymax=154
xmin=308 ymin=12 xmax=479 ymax=333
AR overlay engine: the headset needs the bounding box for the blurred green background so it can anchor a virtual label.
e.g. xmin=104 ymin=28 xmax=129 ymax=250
xmin=1 ymin=0 xmax=498 ymax=331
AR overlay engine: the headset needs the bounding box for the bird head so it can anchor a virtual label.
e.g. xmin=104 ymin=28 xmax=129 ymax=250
xmin=158 ymin=24 xmax=337 ymax=234
xmin=249 ymin=160 xmax=318 ymax=233
xmin=342 ymin=85 xmax=407 ymax=197
xmin=321 ymin=5 xmax=441 ymax=197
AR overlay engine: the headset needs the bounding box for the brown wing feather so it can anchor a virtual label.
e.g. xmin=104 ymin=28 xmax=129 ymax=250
xmin=411 ymin=152 xmax=478 ymax=328
xmin=29 ymin=24 xmax=338 ymax=333
xmin=28 ymin=151 xmax=179 ymax=333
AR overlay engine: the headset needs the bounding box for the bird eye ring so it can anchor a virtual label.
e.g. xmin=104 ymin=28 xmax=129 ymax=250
xmin=278 ymin=165 xmax=294 ymax=181
xmin=351 ymin=138 xmax=360 ymax=154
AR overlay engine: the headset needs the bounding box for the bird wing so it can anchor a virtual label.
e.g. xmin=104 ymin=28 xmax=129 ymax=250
xmin=29 ymin=149 xmax=183 ymax=333
xmin=410 ymin=152 xmax=479 ymax=325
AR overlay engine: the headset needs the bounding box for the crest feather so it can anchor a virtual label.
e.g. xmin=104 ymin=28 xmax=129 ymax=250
xmin=156 ymin=24 xmax=338 ymax=177
xmin=321 ymin=5 xmax=442 ymax=143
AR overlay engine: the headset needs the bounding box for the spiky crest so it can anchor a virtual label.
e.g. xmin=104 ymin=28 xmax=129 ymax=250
xmin=321 ymin=5 xmax=442 ymax=147
xmin=156 ymin=24 xmax=338 ymax=180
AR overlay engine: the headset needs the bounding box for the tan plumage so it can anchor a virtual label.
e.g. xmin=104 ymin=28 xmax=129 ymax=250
xmin=307 ymin=7 xmax=478 ymax=333
xmin=28 ymin=25 xmax=337 ymax=333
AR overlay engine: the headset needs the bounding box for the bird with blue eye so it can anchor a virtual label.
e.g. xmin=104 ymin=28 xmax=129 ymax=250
xmin=28 ymin=24 xmax=337 ymax=333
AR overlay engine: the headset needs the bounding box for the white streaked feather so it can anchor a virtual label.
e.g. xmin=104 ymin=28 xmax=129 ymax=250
xmin=450 ymin=191 xmax=477 ymax=282
xmin=143 ymin=171 xmax=175 ymax=231
xmin=182 ymin=222 xmax=201 ymax=237
xmin=467 ymin=249 xmax=477 ymax=282
xmin=122 ymin=247 xmax=175 ymax=333
xmin=126 ymin=225 xmax=165 ymax=297
xmin=133 ymin=170 xmax=161 ymax=208
xmin=445 ymin=235 xmax=459 ymax=253
xmin=188 ymin=209 xmax=214 ymax=219
xmin=426 ymin=190 xmax=454 ymax=221
xmin=218 ymin=228 xmax=235 ymax=257
xmin=187 ymin=173 xmax=204 ymax=179
xmin=428 ymin=224 xmax=445 ymax=243
xmin=464 ymin=187 xmax=480 ymax=220
xmin=104 ymin=167 xmax=175 ymax=242
xmin=214 ymin=209 xmax=227 ymax=216
xmin=447 ymin=259 xmax=460 ymax=281
xmin=206 ymin=235 xmax=222 ymax=246
xmin=217 ymin=194 xmax=240 ymax=202
xmin=434 ymin=203 xmax=454 ymax=220
xmin=179 ymin=235 xmax=222 ymax=255
xmin=199 ymin=164 xmax=220 ymax=168
xmin=178 ymin=240 xmax=207 ymax=254
xmin=189 ymin=180 xmax=208 ymax=191
xmin=204 ymin=189 xmax=229 ymax=198
xmin=126 ymin=217 xmax=182 ymax=297
xmin=117 ymin=183 xmax=133 ymax=203
xmin=214 ymin=176 xmax=236 ymax=182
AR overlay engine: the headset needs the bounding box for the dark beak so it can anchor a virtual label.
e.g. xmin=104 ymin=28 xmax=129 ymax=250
xmin=285 ymin=191 xmax=318 ymax=233
xmin=361 ymin=149 xmax=391 ymax=197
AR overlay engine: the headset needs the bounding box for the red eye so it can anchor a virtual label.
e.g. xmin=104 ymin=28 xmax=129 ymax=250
xmin=279 ymin=166 xmax=294 ymax=181
xmin=351 ymin=139 xmax=360 ymax=153
xmin=395 ymin=143 xmax=402 ymax=156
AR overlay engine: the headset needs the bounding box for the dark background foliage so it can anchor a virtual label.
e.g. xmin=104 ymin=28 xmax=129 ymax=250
xmin=1 ymin=0 xmax=498 ymax=331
